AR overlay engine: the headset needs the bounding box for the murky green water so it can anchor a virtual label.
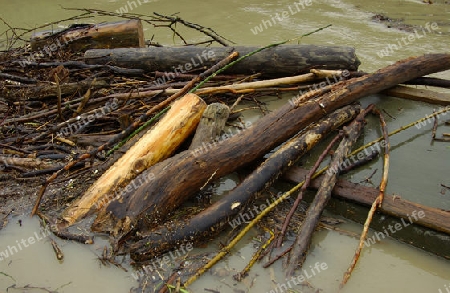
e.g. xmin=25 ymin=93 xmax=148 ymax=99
xmin=1 ymin=0 xmax=449 ymax=292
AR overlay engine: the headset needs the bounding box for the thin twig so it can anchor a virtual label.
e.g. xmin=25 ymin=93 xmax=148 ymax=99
xmin=55 ymin=73 xmax=64 ymax=122
xmin=340 ymin=107 xmax=390 ymax=288
xmin=431 ymin=109 xmax=438 ymax=144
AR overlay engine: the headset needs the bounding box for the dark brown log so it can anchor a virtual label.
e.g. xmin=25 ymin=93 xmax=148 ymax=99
xmin=84 ymin=45 xmax=361 ymax=78
xmin=188 ymin=103 xmax=230 ymax=150
xmin=286 ymin=106 xmax=368 ymax=276
xmin=91 ymin=54 xmax=450 ymax=238
xmin=403 ymin=77 xmax=450 ymax=89
xmin=31 ymin=19 xmax=144 ymax=52
xmin=283 ymin=167 xmax=450 ymax=235
xmin=127 ymin=104 xmax=360 ymax=261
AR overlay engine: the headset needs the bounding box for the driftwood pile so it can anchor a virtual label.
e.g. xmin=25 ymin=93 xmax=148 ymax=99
xmin=1 ymin=10 xmax=450 ymax=293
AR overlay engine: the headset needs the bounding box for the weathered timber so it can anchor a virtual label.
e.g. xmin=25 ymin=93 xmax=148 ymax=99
xmin=91 ymin=54 xmax=450 ymax=238
xmin=384 ymin=85 xmax=450 ymax=105
xmin=283 ymin=166 xmax=450 ymax=259
xmin=283 ymin=167 xmax=450 ymax=235
xmin=127 ymin=105 xmax=360 ymax=261
xmin=61 ymin=93 xmax=206 ymax=226
xmin=188 ymin=103 xmax=230 ymax=150
xmin=31 ymin=19 xmax=145 ymax=52
xmin=286 ymin=107 xmax=368 ymax=276
xmin=84 ymin=45 xmax=361 ymax=77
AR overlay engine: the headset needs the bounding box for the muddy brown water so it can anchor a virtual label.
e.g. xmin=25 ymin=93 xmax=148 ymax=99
xmin=0 ymin=0 xmax=449 ymax=292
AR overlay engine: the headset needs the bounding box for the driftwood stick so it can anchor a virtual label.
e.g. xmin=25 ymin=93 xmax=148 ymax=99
xmin=55 ymin=74 xmax=63 ymax=122
xmin=275 ymin=131 xmax=345 ymax=248
xmin=431 ymin=110 xmax=438 ymax=143
xmin=285 ymin=105 xmax=373 ymax=277
xmin=340 ymin=107 xmax=390 ymax=287
xmin=234 ymin=228 xmax=274 ymax=282
xmin=105 ymin=72 xmax=318 ymax=100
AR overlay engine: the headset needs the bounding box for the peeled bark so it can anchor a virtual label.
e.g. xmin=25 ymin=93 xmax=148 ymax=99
xmin=92 ymin=54 xmax=450 ymax=239
xmin=61 ymin=93 xmax=206 ymax=226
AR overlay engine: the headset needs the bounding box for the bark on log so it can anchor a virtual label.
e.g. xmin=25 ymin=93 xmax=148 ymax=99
xmin=91 ymin=54 xmax=450 ymax=238
xmin=127 ymin=104 xmax=360 ymax=261
xmin=84 ymin=45 xmax=361 ymax=77
xmin=31 ymin=19 xmax=144 ymax=52
xmin=61 ymin=93 xmax=206 ymax=226
xmin=286 ymin=107 xmax=367 ymax=276
xmin=188 ymin=103 xmax=230 ymax=150
xmin=283 ymin=167 xmax=450 ymax=235
xmin=384 ymin=85 xmax=450 ymax=105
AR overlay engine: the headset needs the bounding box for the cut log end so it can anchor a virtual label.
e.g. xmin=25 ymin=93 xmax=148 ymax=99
xmin=31 ymin=19 xmax=145 ymax=53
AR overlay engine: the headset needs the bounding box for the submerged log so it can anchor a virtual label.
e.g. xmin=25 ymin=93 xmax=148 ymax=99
xmin=384 ymin=85 xmax=450 ymax=105
xmin=84 ymin=45 xmax=361 ymax=77
xmin=127 ymin=104 xmax=360 ymax=261
xmin=61 ymin=93 xmax=206 ymax=226
xmin=283 ymin=167 xmax=450 ymax=235
xmin=31 ymin=19 xmax=144 ymax=52
xmin=284 ymin=166 xmax=450 ymax=259
xmin=92 ymin=54 xmax=450 ymax=238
